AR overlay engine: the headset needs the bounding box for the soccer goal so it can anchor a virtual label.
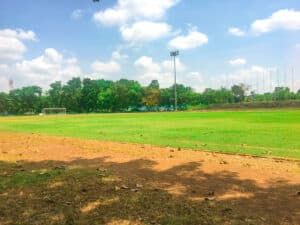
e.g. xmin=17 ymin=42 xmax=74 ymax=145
xmin=41 ymin=108 xmax=67 ymax=115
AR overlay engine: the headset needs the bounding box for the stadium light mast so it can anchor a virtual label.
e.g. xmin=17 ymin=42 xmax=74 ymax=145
xmin=170 ymin=50 xmax=179 ymax=111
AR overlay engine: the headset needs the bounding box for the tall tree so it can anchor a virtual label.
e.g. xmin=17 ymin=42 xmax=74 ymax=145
xmin=112 ymin=79 xmax=143 ymax=111
xmin=48 ymin=81 xmax=63 ymax=107
xmin=81 ymin=78 xmax=101 ymax=112
xmin=142 ymin=80 xmax=161 ymax=108
xmin=0 ymin=92 xmax=10 ymax=113
xmin=61 ymin=77 xmax=82 ymax=112
xmin=273 ymin=87 xmax=292 ymax=101
xmin=231 ymin=84 xmax=247 ymax=103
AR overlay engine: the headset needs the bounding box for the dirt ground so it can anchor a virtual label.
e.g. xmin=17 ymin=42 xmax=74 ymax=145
xmin=0 ymin=131 xmax=299 ymax=225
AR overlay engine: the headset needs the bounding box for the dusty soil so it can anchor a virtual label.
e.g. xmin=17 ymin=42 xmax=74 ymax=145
xmin=0 ymin=131 xmax=299 ymax=225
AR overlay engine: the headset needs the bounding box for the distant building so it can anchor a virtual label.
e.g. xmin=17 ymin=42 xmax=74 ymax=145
xmin=8 ymin=79 xmax=13 ymax=90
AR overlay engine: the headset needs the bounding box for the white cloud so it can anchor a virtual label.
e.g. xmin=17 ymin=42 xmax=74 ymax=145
xmin=168 ymin=27 xmax=208 ymax=50
xmin=91 ymin=60 xmax=121 ymax=75
xmin=229 ymin=58 xmax=247 ymax=66
xmin=228 ymin=27 xmax=245 ymax=37
xmin=179 ymin=72 xmax=205 ymax=92
xmin=134 ymin=56 xmax=161 ymax=72
xmin=112 ymin=50 xmax=128 ymax=60
xmin=0 ymin=36 xmax=26 ymax=61
xmin=134 ymin=56 xmax=207 ymax=91
xmin=12 ymin=48 xmax=81 ymax=89
xmin=134 ymin=55 xmax=190 ymax=87
xmin=17 ymin=30 xmax=36 ymax=41
xmin=71 ymin=9 xmax=83 ymax=19
xmin=0 ymin=29 xmax=36 ymax=41
xmin=0 ymin=64 xmax=9 ymax=72
xmin=66 ymin=57 xmax=78 ymax=64
xmin=134 ymin=56 xmax=170 ymax=87
xmin=0 ymin=29 xmax=36 ymax=61
xmin=162 ymin=58 xmax=185 ymax=72
xmin=120 ymin=21 xmax=172 ymax=43
xmin=212 ymin=65 xmax=279 ymax=93
xmin=93 ymin=0 xmax=179 ymax=26
xmin=296 ymin=43 xmax=300 ymax=48
xmin=0 ymin=77 xmax=9 ymax=93
xmin=0 ymin=64 xmax=10 ymax=92
xmin=251 ymin=9 xmax=300 ymax=34
xmin=44 ymin=48 xmax=63 ymax=63
xmin=94 ymin=8 xmax=129 ymax=26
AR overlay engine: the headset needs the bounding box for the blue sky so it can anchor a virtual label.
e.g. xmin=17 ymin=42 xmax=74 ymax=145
xmin=0 ymin=0 xmax=300 ymax=93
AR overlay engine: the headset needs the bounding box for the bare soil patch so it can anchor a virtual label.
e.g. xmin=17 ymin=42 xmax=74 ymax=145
xmin=0 ymin=131 xmax=299 ymax=225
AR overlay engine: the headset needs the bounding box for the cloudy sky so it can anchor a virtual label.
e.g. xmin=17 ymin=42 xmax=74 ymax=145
xmin=0 ymin=0 xmax=300 ymax=93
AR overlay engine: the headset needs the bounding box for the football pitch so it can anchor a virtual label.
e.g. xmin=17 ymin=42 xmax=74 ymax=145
xmin=1 ymin=110 xmax=299 ymax=159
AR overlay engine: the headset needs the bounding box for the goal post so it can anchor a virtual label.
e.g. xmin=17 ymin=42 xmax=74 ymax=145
xmin=41 ymin=108 xmax=67 ymax=115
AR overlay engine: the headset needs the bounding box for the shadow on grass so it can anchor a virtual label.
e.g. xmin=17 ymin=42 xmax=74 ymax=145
xmin=0 ymin=157 xmax=299 ymax=225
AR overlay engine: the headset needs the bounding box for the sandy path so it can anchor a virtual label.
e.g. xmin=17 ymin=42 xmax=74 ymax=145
xmin=0 ymin=131 xmax=299 ymax=225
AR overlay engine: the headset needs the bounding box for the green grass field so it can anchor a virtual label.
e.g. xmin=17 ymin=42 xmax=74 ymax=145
xmin=1 ymin=110 xmax=300 ymax=159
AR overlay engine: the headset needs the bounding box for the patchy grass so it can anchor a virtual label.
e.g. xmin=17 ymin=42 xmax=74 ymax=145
xmin=0 ymin=110 xmax=300 ymax=158
xmin=0 ymin=161 xmax=224 ymax=225
xmin=0 ymin=133 xmax=299 ymax=225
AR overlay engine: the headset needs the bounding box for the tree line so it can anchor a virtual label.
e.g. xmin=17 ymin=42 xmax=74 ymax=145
xmin=0 ymin=77 xmax=300 ymax=114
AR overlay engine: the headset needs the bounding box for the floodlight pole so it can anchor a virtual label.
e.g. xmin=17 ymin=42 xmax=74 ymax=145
xmin=170 ymin=50 xmax=179 ymax=111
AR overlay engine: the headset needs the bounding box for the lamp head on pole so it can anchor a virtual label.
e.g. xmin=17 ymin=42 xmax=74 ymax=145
xmin=170 ymin=50 xmax=179 ymax=57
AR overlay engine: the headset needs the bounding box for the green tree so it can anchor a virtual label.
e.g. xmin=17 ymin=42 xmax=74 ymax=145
xmin=81 ymin=78 xmax=101 ymax=112
xmin=48 ymin=81 xmax=63 ymax=107
xmin=112 ymin=79 xmax=143 ymax=111
xmin=142 ymin=80 xmax=161 ymax=109
xmin=0 ymin=92 xmax=10 ymax=114
xmin=273 ymin=87 xmax=292 ymax=101
xmin=8 ymin=86 xmax=42 ymax=113
xmin=231 ymin=84 xmax=248 ymax=103
xmin=61 ymin=77 xmax=82 ymax=112
xmin=98 ymin=88 xmax=115 ymax=112
xmin=148 ymin=80 xmax=160 ymax=89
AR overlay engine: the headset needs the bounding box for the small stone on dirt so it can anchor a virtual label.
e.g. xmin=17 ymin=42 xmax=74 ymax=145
xmin=177 ymin=147 xmax=181 ymax=151
xmin=245 ymin=218 xmax=255 ymax=224
xmin=54 ymin=165 xmax=65 ymax=170
xmin=204 ymin=196 xmax=215 ymax=201
xmin=259 ymin=217 xmax=266 ymax=222
xmin=96 ymin=168 xmax=107 ymax=172
xmin=136 ymin=183 xmax=143 ymax=188
xmin=114 ymin=186 xmax=120 ymax=191
xmin=131 ymin=188 xmax=139 ymax=192
xmin=39 ymin=172 xmax=48 ymax=175
xmin=219 ymin=159 xmax=228 ymax=165
xmin=121 ymin=185 xmax=129 ymax=189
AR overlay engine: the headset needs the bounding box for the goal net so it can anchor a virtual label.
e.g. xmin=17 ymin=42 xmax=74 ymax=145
xmin=41 ymin=108 xmax=67 ymax=115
